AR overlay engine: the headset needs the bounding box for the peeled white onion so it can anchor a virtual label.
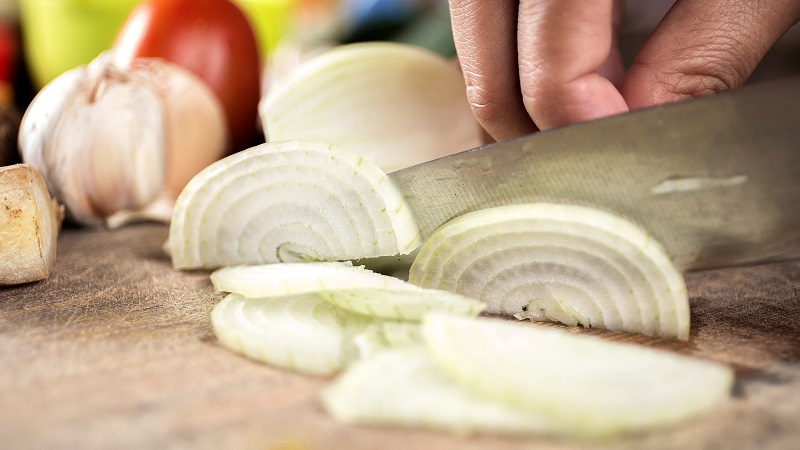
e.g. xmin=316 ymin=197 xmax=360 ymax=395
xmin=260 ymin=42 xmax=483 ymax=172
xmin=409 ymin=203 xmax=690 ymax=340
xmin=168 ymin=140 xmax=422 ymax=269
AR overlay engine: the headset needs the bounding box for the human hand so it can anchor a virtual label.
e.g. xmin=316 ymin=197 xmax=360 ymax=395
xmin=449 ymin=0 xmax=800 ymax=140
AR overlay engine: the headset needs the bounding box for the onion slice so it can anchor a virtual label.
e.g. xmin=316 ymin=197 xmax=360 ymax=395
xmin=320 ymin=288 xmax=484 ymax=321
xmin=409 ymin=203 xmax=690 ymax=340
xmin=211 ymin=293 xmax=377 ymax=375
xmin=211 ymin=262 xmax=484 ymax=320
xmin=321 ymin=346 xmax=556 ymax=436
xmin=169 ymin=140 xmax=422 ymax=269
xmin=421 ymin=314 xmax=734 ymax=438
xmin=260 ymin=42 xmax=483 ymax=172
xmin=211 ymin=262 xmax=408 ymax=297
xmin=351 ymin=321 xmax=423 ymax=359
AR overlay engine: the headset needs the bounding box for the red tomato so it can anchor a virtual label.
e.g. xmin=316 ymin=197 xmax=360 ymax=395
xmin=114 ymin=0 xmax=262 ymax=152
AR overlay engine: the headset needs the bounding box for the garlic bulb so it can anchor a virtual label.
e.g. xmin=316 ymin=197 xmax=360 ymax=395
xmin=18 ymin=52 xmax=228 ymax=227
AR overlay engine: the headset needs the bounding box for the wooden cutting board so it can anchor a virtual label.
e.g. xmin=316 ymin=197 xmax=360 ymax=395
xmin=1 ymin=223 xmax=798 ymax=450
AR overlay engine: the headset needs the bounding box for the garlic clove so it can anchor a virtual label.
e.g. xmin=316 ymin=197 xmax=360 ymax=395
xmin=127 ymin=58 xmax=229 ymax=199
xmin=18 ymin=66 xmax=87 ymax=193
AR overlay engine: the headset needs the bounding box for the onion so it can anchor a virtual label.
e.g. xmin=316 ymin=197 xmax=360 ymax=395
xmin=321 ymin=346 xmax=555 ymax=436
xmin=323 ymin=314 xmax=732 ymax=438
xmin=420 ymin=314 xmax=733 ymax=437
xmin=409 ymin=203 xmax=690 ymax=340
xmin=211 ymin=262 xmax=408 ymax=297
xmin=351 ymin=321 xmax=423 ymax=358
xmin=320 ymin=288 xmax=484 ymax=321
xmin=211 ymin=293 xmax=378 ymax=376
xmin=211 ymin=262 xmax=484 ymax=320
xmin=260 ymin=42 xmax=483 ymax=172
xmin=168 ymin=140 xmax=422 ymax=269
xmin=210 ymin=262 xmax=484 ymax=374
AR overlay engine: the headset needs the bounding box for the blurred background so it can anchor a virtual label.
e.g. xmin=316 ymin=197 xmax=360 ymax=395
xmin=0 ymin=0 xmax=798 ymax=163
xmin=4 ymin=0 xmax=461 ymax=108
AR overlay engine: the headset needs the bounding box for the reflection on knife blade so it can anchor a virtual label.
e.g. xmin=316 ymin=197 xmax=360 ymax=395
xmin=388 ymin=78 xmax=800 ymax=271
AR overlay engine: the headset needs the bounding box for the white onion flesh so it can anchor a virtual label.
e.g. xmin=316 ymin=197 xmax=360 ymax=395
xmin=409 ymin=203 xmax=690 ymax=340
xmin=169 ymin=140 xmax=422 ymax=269
xmin=211 ymin=262 xmax=408 ymax=297
xmin=211 ymin=293 xmax=378 ymax=375
xmin=321 ymin=346 xmax=556 ymax=436
xmin=351 ymin=321 xmax=423 ymax=359
xmin=320 ymin=288 xmax=484 ymax=321
xmin=421 ymin=314 xmax=733 ymax=438
xmin=211 ymin=262 xmax=484 ymax=320
xmin=260 ymin=42 xmax=483 ymax=172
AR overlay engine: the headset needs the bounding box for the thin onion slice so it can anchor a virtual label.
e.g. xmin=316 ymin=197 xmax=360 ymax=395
xmin=352 ymin=321 xmax=423 ymax=359
xmin=211 ymin=262 xmax=409 ymax=297
xmin=321 ymin=346 xmax=556 ymax=436
xmin=422 ymin=314 xmax=734 ymax=438
xmin=320 ymin=288 xmax=484 ymax=321
xmin=211 ymin=262 xmax=484 ymax=320
xmin=260 ymin=42 xmax=483 ymax=172
xmin=169 ymin=140 xmax=422 ymax=269
xmin=409 ymin=203 xmax=689 ymax=340
xmin=211 ymin=293 xmax=377 ymax=375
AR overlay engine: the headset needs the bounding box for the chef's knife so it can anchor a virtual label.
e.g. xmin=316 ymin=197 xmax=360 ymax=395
xmin=387 ymin=78 xmax=800 ymax=271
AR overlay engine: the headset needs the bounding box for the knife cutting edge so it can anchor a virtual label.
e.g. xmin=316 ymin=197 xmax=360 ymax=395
xmin=387 ymin=77 xmax=800 ymax=271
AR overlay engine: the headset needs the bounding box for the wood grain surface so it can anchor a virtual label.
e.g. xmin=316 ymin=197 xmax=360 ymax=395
xmin=1 ymin=224 xmax=799 ymax=450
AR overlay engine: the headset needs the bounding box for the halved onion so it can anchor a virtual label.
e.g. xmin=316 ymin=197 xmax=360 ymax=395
xmin=169 ymin=140 xmax=422 ymax=269
xmin=409 ymin=203 xmax=690 ymax=340
xmin=421 ymin=314 xmax=733 ymax=438
xmin=211 ymin=293 xmax=378 ymax=375
xmin=321 ymin=346 xmax=556 ymax=436
xmin=260 ymin=42 xmax=483 ymax=172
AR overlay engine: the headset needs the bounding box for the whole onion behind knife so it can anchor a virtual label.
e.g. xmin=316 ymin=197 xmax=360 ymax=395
xmin=259 ymin=42 xmax=484 ymax=172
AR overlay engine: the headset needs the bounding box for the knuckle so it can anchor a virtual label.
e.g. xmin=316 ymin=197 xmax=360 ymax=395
xmin=641 ymin=27 xmax=757 ymax=99
xmin=464 ymin=84 xmax=505 ymax=125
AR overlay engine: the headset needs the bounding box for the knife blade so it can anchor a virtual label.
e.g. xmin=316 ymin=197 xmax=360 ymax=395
xmin=387 ymin=78 xmax=800 ymax=271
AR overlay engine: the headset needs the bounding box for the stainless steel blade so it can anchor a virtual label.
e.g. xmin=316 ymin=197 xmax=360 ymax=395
xmin=388 ymin=78 xmax=800 ymax=271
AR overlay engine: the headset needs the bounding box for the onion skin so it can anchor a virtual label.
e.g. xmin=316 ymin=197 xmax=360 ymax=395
xmin=113 ymin=0 xmax=262 ymax=152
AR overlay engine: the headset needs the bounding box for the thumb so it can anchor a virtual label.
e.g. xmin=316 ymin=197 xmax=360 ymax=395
xmin=622 ymin=0 xmax=800 ymax=109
